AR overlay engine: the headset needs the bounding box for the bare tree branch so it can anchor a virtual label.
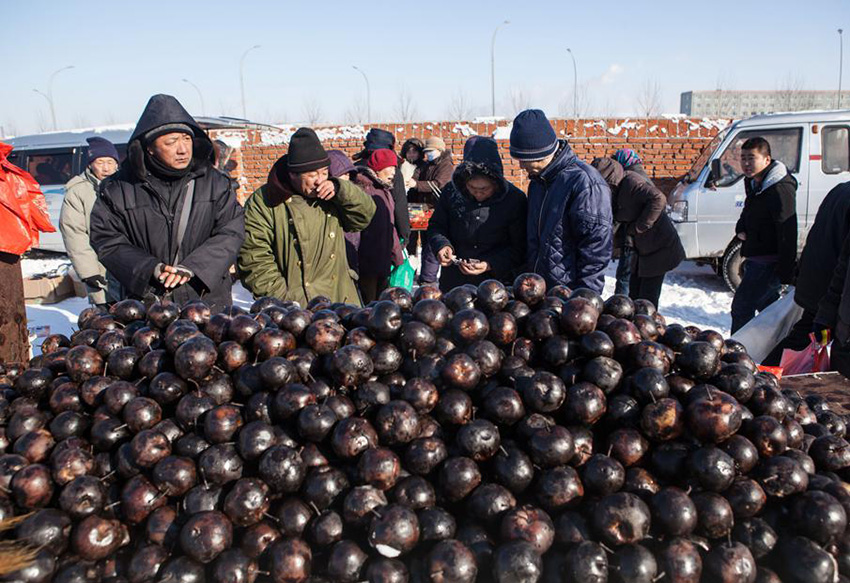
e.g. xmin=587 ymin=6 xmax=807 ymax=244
xmin=343 ymin=97 xmax=368 ymax=125
xmin=558 ymin=82 xmax=592 ymax=119
xmin=446 ymin=90 xmax=473 ymax=121
xmin=394 ymin=86 xmax=418 ymax=122
xmin=302 ymin=97 xmax=324 ymax=126
xmin=635 ymin=79 xmax=663 ymax=118
xmin=776 ymin=73 xmax=813 ymax=111
xmin=508 ymin=87 xmax=531 ymax=116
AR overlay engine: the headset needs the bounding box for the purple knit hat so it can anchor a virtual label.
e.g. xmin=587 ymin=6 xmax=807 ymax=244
xmin=327 ymin=150 xmax=356 ymax=178
xmin=612 ymin=148 xmax=641 ymax=168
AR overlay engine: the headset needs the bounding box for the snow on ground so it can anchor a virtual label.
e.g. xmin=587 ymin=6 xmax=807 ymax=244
xmin=22 ymin=257 xmax=733 ymax=355
xmin=21 ymin=257 xmax=72 ymax=279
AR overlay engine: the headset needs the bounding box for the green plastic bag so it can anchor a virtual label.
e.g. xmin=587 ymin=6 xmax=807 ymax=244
xmin=389 ymin=247 xmax=415 ymax=291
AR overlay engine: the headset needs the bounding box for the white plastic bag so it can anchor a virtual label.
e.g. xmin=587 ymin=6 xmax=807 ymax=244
xmin=730 ymin=288 xmax=804 ymax=364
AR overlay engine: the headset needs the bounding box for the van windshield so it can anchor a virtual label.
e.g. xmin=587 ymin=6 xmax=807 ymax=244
xmin=684 ymin=128 xmax=729 ymax=183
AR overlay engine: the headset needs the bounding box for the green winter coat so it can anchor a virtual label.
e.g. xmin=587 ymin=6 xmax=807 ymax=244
xmin=238 ymin=157 xmax=376 ymax=307
xmin=60 ymin=169 xmax=109 ymax=304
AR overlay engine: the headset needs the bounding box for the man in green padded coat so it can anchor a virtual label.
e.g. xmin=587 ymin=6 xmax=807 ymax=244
xmin=238 ymin=127 xmax=376 ymax=306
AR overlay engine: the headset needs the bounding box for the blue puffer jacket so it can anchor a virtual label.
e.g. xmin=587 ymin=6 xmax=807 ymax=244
xmin=527 ymin=141 xmax=613 ymax=292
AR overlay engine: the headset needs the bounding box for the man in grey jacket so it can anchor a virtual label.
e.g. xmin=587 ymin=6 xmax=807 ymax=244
xmin=60 ymin=137 xmax=120 ymax=306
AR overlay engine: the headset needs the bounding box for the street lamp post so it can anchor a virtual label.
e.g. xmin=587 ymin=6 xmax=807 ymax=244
xmin=32 ymin=90 xmax=51 ymax=129
xmin=566 ymin=48 xmax=578 ymax=118
xmin=39 ymin=65 xmax=74 ymax=131
xmin=182 ymin=78 xmax=206 ymax=117
xmin=836 ymin=28 xmax=844 ymax=109
xmin=240 ymin=45 xmax=261 ymax=119
xmin=490 ymin=20 xmax=510 ymax=117
xmin=352 ymin=66 xmax=371 ymax=123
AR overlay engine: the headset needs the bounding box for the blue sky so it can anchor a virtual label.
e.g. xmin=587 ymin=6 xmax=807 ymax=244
xmin=3 ymin=0 xmax=847 ymax=135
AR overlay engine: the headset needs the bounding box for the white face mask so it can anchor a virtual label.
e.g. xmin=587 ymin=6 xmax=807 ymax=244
xmin=424 ymin=150 xmax=440 ymax=162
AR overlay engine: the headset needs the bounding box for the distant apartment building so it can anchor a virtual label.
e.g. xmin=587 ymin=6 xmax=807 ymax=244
xmin=680 ymin=90 xmax=850 ymax=118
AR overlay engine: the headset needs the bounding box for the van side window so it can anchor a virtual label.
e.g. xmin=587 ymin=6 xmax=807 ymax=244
xmin=27 ymin=151 xmax=74 ymax=186
xmin=6 ymin=152 xmax=23 ymax=171
xmin=711 ymin=128 xmax=803 ymax=188
xmin=822 ymin=126 xmax=850 ymax=174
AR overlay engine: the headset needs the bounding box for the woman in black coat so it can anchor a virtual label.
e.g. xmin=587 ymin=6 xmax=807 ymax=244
xmin=427 ymin=137 xmax=527 ymax=292
xmin=592 ymin=157 xmax=684 ymax=308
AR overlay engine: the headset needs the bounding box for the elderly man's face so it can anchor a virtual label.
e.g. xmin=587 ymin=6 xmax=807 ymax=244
xmin=148 ymin=132 xmax=194 ymax=170
xmin=90 ymin=157 xmax=118 ymax=180
xmin=290 ymin=167 xmax=330 ymax=197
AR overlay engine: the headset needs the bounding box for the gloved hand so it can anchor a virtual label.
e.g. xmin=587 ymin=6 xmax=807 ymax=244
xmin=811 ymin=322 xmax=831 ymax=346
xmin=83 ymin=275 xmax=108 ymax=290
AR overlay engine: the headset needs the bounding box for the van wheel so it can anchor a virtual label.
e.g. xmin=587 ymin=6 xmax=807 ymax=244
xmin=721 ymin=239 xmax=744 ymax=292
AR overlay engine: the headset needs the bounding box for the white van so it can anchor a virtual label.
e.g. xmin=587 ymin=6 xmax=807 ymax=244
xmin=667 ymin=110 xmax=850 ymax=290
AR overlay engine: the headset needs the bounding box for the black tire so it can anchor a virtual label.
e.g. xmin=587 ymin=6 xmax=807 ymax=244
xmin=721 ymin=239 xmax=744 ymax=292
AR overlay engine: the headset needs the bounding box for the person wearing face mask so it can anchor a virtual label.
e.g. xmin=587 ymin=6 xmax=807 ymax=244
xmin=60 ymin=137 xmax=121 ymax=307
xmin=354 ymin=149 xmax=405 ymax=302
xmin=91 ymin=95 xmax=245 ymax=312
xmin=428 ymin=137 xmax=527 ymax=292
xmin=239 ymin=129 xmax=376 ymax=306
xmin=730 ymin=137 xmax=797 ymax=333
xmin=406 ymin=136 xmax=454 ymax=284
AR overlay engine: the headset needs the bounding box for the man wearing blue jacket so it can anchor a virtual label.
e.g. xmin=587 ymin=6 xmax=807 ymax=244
xmin=510 ymin=109 xmax=613 ymax=293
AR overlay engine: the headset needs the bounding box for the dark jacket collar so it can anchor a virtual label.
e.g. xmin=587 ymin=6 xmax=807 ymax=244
xmin=536 ymin=140 xmax=576 ymax=184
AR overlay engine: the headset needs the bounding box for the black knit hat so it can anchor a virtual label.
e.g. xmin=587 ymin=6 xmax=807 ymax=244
xmin=287 ymin=128 xmax=329 ymax=173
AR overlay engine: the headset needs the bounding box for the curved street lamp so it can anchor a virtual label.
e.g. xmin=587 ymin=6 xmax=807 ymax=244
xmin=36 ymin=65 xmax=74 ymax=130
xmin=352 ymin=66 xmax=371 ymax=123
xmin=491 ymin=20 xmax=510 ymax=117
xmin=182 ymin=78 xmax=206 ymax=117
xmin=240 ymin=45 xmax=261 ymax=119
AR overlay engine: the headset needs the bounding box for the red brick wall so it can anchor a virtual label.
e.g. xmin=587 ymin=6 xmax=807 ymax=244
xmin=210 ymin=117 xmax=728 ymax=201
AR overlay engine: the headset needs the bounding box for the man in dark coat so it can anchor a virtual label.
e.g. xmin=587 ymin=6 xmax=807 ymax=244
xmin=813 ymin=227 xmax=850 ymax=376
xmin=592 ymin=157 xmax=684 ymax=308
xmin=730 ymin=137 xmax=797 ymax=333
xmin=90 ymin=94 xmax=245 ymax=313
xmin=428 ymin=137 xmax=527 ymax=292
xmin=763 ymin=180 xmax=850 ymax=365
xmin=510 ymin=109 xmax=612 ymax=293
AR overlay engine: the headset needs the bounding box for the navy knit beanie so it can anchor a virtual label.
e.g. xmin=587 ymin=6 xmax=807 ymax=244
xmin=509 ymin=109 xmax=559 ymax=161
xmin=86 ymin=137 xmax=120 ymax=165
xmin=363 ymin=128 xmax=396 ymax=152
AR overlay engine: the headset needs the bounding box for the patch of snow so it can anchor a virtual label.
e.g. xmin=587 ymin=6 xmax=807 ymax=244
xmin=21 ymin=258 xmax=72 ymax=279
xmin=315 ymin=125 xmax=368 ymax=141
xmin=413 ymin=125 xmax=419 ymax=129
xmin=700 ymin=118 xmax=731 ymax=131
xmin=396 ymin=127 xmax=405 ymax=132
xmin=661 ymin=127 xmax=668 ymax=134
xmin=260 ymin=127 xmax=295 ymax=146
xmin=492 ymin=125 xmax=513 ymax=140
xmin=426 ymin=125 xmax=433 ymax=130
xmin=472 ymin=116 xmax=506 ymax=123
xmin=211 ymin=131 xmax=244 ymax=149
xmin=648 ymin=125 xmax=658 ymax=133
xmin=452 ymin=123 xmax=476 ymax=137
xmin=602 ymin=260 xmax=732 ymax=335
xmin=662 ymin=114 xmax=688 ymax=121
xmin=27 ymin=297 xmax=90 ymax=355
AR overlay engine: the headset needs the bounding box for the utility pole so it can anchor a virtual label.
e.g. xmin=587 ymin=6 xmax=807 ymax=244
xmin=240 ymin=45 xmax=261 ymax=119
xmin=490 ymin=20 xmax=510 ymax=117
xmin=182 ymin=78 xmax=206 ymax=117
xmin=566 ymin=48 xmax=578 ymax=118
xmin=836 ymin=28 xmax=844 ymax=109
xmin=352 ymin=66 xmax=371 ymax=123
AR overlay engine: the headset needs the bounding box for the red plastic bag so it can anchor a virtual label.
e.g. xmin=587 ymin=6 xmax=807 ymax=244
xmin=0 ymin=142 xmax=55 ymax=256
xmin=780 ymin=334 xmax=831 ymax=375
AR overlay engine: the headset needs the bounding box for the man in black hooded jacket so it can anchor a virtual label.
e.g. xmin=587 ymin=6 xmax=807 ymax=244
xmin=90 ymin=94 xmax=245 ymax=312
